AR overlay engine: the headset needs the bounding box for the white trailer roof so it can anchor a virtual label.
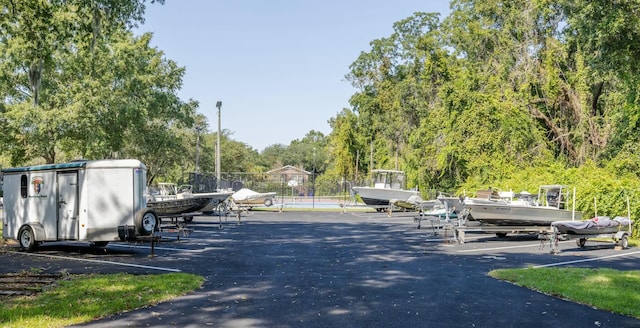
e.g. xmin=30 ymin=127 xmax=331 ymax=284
xmin=2 ymin=159 xmax=144 ymax=173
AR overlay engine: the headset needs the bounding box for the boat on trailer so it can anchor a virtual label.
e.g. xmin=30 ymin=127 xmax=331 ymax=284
xmin=231 ymin=188 xmax=277 ymax=208
xmin=352 ymin=169 xmax=420 ymax=212
xmin=464 ymin=185 xmax=583 ymax=226
xmin=146 ymin=183 xmax=232 ymax=219
xmin=545 ymin=216 xmax=633 ymax=253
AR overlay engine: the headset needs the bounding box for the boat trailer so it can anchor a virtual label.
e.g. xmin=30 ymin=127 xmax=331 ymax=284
xmin=540 ymin=227 xmax=631 ymax=254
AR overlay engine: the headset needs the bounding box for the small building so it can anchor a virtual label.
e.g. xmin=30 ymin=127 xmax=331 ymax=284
xmin=266 ymin=165 xmax=312 ymax=185
xmin=266 ymin=165 xmax=314 ymax=196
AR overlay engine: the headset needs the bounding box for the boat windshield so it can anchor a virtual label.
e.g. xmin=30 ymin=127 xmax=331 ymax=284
xmin=158 ymin=183 xmax=178 ymax=196
xmin=539 ymin=186 xmax=567 ymax=209
xmin=372 ymin=170 xmax=405 ymax=189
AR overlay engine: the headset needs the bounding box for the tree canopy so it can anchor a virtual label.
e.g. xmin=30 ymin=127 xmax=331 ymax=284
xmin=329 ymin=0 xmax=640 ymax=191
xmin=1 ymin=1 xmax=639 ymax=229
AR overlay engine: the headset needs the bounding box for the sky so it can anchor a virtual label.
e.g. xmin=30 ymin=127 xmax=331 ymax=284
xmin=139 ymin=1 xmax=452 ymax=152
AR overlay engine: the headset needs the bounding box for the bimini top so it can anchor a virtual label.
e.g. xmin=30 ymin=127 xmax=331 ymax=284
xmin=2 ymin=159 xmax=145 ymax=173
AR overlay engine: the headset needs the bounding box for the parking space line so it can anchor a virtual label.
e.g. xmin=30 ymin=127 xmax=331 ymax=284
xmin=533 ymin=250 xmax=640 ymax=268
xmin=454 ymin=239 xmax=580 ymax=253
xmin=109 ymin=243 xmax=202 ymax=252
xmin=455 ymin=242 xmax=546 ymax=253
xmin=10 ymin=251 xmax=181 ymax=272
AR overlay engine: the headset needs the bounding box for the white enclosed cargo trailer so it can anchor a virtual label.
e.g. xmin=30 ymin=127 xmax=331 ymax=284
xmin=1 ymin=159 xmax=158 ymax=251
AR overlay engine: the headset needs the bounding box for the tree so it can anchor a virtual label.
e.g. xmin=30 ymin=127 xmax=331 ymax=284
xmin=327 ymin=108 xmax=362 ymax=180
xmin=0 ymin=0 xmax=172 ymax=165
xmin=261 ymin=144 xmax=288 ymax=169
xmin=0 ymin=0 xmax=163 ymax=106
xmin=560 ymin=0 xmax=640 ymax=169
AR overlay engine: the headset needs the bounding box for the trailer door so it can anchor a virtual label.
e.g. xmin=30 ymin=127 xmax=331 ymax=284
xmin=57 ymin=172 xmax=79 ymax=240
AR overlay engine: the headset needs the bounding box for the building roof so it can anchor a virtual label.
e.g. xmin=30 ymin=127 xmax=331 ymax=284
xmin=266 ymin=165 xmax=311 ymax=175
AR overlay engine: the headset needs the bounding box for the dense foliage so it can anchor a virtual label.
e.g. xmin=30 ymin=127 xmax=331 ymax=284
xmin=326 ymin=0 xmax=640 ymax=233
xmin=1 ymin=1 xmax=639 ymax=234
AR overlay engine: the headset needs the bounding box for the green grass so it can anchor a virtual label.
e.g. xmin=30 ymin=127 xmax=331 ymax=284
xmin=0 ymin=272 xmax=204 ymax=327
xmin=626 ymin=238 xmax=640 ymax=247
xmin=489 ymin=267 xmax=640 ymax=319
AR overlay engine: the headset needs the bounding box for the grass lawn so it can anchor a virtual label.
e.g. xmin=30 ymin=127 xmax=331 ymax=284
xmin=490 ymin=267 xmax=640 ymax=319
xmin=0 ymin=222 xmax=204 ymax=327
xmin=0 ymin=272 xmax=204 ymax=327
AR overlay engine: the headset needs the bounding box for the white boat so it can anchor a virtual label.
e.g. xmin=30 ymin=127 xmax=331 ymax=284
xmin=436 ymin=195 xmax=466 ymax=215
xmin=464 ymin=185 xmax=583 ymax=226
xmin=231 ymin=188 xmax=277 ymax=208
xmin=352 ymin=169 xmax=420 ymax=211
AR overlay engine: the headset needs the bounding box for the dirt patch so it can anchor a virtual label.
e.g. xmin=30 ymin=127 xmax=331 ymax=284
xmin=0 ymin=272 xmax=64 ymax=297
xmin=1 ymin=238 xmax=18 ymax=251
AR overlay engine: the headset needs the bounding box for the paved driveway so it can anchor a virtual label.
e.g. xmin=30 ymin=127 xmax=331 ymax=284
xmin=2 ymin=211 xmax=639 ymax=327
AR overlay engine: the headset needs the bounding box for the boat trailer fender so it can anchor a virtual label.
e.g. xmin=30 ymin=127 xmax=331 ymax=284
xmin=614 ymin=231 xmax=630 ymax=239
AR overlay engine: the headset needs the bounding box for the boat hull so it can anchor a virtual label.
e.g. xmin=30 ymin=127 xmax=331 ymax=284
xmin=466 ymin=203 xmax=583 ymax=226
xmin=149 ymin=192 xmax=233 ymax=215
xmin=353 ymin=187 xmax=419 ymax=207
xmin=197 ymin=192 xmax=234 ymax=212
xmin=148 ymin=197 xmax=214 ymax=216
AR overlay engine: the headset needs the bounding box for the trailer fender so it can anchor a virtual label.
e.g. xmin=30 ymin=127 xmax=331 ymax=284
xmin=615 ymin=231 xmax=630 ymax=249
xmin=21 ymin=222 xmax=46 ymax=241
xmin=614 ymin=231 xmax=630 ymax=239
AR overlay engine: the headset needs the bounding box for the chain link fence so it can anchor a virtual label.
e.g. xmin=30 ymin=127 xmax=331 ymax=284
xmin=186 ymin=172 xmax=357 ymax=204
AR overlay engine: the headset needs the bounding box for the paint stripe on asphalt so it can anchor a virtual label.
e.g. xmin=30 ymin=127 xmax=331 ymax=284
xmin=533 ymin=250 xmax=640 ymax=268
xmin=109 ymin=243 xmax=201 ymax=252
xmin=10 ymin=251 xmax=181 ymax=272
xmin=455 ymin=242 xmax=557 ymax=253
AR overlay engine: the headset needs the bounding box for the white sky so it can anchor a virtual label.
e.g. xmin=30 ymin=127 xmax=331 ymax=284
xmin=139 ymin=1 xmax=451 ymax=151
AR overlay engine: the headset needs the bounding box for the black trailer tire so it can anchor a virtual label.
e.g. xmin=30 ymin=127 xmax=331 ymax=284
xmin=577 ymin=238 xmax=587 ymax=247
xmin=90 ymin=241 xmax=109 ymax=247
xmin=264 ymin=198 xmax=273 ymax=207
xmin=18 ymin=225 xmax=38 ymax=252
xmin=183 ymin=216 xmax=194 ymax=223
xmin=135 ymin=208 xmax=158 ymax=236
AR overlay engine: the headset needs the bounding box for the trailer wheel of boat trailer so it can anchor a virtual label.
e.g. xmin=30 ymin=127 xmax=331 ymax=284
xmin=1 ymin=159 xmax=159 ymax=252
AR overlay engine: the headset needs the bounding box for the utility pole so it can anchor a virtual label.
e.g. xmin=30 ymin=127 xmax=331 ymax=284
xmin=216 ymin=101 xmax=222 ymax=190
xmin=195 ymin=126 xmax=202 ymax=173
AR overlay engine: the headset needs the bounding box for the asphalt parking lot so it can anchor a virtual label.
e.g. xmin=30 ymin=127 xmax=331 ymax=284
xmin=2 ymin=210 xmax=639 ymax=327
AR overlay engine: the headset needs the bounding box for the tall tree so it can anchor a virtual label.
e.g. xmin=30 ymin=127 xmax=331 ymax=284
xmin=560 ymin=0 xmax=640 ymax=167
xmin=345 ymin=13 xmax=443 ymax=184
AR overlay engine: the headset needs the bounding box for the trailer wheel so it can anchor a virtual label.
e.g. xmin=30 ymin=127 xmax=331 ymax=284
xmin=135 ymin=209 xmax=158 ymax=236
xmin=90 ymin=241 xmax=109 ymax=247
xmin=264 ymin=198 xmax=273 ymax=207
xmin=18 ymin=226 xmax=38 ymax=252
xmin=577 ymin=238 xmax=587 ymax=247
xmin=619 ymin=236 xmax=629 ymax=249
xmin=183 ymin=216 xmax=194 ymax=223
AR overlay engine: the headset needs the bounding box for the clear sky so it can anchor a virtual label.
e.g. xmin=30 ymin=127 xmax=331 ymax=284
xmin=139 ymin=1 xmax=451 ymax=152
